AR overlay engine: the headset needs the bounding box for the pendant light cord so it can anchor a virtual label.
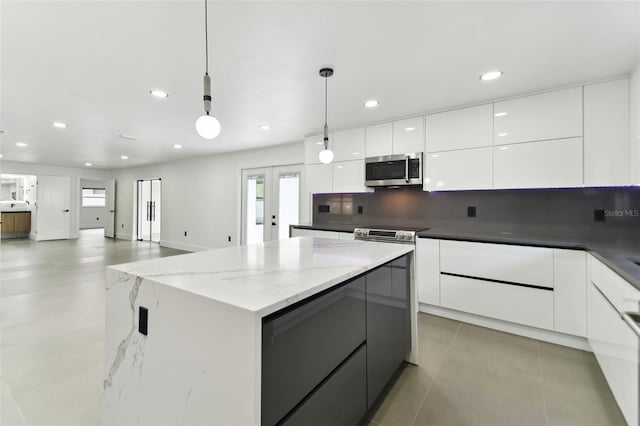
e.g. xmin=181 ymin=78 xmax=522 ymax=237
xmin=324 ymin=77 xmax=328 ymax=126
xmin=204 ymin=0 xmax=209 ymax=75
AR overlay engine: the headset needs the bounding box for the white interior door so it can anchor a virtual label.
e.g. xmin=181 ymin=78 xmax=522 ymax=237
xmin=36 ymin=175 xmax=71 ymax=241
xmin=241 ymin=165 xmax=303 ymax=245
xmin=104 ymin=179 xmax=116 ymax=238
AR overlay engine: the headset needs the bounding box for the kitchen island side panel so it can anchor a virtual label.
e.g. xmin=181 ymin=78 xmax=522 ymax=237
xmin=103 ymin=268 xmax=261 ymax=426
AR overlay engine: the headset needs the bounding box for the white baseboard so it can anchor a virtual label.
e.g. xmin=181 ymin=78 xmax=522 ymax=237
xmin=420 ymin=303 xmax=592 ymax=352
xmin=160 ymin=240 xmax=211 ymax=253
xmin=115 ymin=233 xmax=133 ymax=241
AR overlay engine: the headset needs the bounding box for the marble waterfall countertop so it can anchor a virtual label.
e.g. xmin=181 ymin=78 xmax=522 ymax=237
xmin=103 ymin=237 xmax=415 ymax=425
xmin=108 ymin=236 xmax=413 ymax=318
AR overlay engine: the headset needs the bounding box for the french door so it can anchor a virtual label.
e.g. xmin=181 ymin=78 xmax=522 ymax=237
xmin=241 ymin=165 xmax=303 ymax=244
xmin=136 ymin=179 xmax=161 ymax=242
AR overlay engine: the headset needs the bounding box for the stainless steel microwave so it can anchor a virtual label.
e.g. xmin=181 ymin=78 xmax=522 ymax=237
xmin=365 ymin=153 xmax=423 ymax=187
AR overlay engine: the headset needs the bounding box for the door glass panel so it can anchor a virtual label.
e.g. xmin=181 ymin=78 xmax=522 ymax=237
xmin=246 ymin=175 xmax=265 ymax=244
xmin=277 ymin=173 xmax=299 ymax=240
xmin=137 ymin=180 xmax=151 ymax=241
xmin=151 ymin=179 xmax=161 ymax=243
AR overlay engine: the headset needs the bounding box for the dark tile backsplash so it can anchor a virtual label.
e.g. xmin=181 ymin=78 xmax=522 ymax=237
xmin=312 ymin=187 xmax=640 ymax=238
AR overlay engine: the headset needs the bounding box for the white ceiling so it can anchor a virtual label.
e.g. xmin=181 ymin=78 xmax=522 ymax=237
xmin=1 ymin=1 xmax=638 ymax=169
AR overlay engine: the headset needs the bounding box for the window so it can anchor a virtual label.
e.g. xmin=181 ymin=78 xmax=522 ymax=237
xmin=82 ymin=188 xmax=106 ymax=207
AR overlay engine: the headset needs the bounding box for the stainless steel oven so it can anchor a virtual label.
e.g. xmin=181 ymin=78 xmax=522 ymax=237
xmin=365 ymin=153 xmax=423 ymax=187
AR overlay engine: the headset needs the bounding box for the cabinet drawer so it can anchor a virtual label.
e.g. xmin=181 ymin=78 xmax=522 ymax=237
xmin=440 ymin=274 xmax=554 ymax=330
xmin=282 ymin=345 xmax=367 ymax=426
xmin=440 ymin=240 xmax=554 ymax=288
xmin=262 ymin=277 xmax=366 ymax=426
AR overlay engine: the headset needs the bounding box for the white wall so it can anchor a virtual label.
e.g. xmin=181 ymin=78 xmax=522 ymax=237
xmin=80 ymin=178 xmax=106 ymax=229
xmin=630 ymin=63 xmax=640 ymax=184
xmin=112 ymin=142 xmax=304 ymax=251
xmin=0 ymin=161 xmax=112 ymax=238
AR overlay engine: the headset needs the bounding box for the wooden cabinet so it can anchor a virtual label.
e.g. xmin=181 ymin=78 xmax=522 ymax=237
xmin=365 ymin=123 xmax=392 ymax=157
xmin=493 ymin=87 xmax=582 ymax=145
xmin=392 ymin=116 xmax=425 ymax=154
xmin=493 ymin=137 xmax=583 ymax=189
xmin=1 ymin=212 xmax=31 ymax=236
xmin=426 ymin=104 xmax=493 ymax=152
xmin=584 ymin=78 xmax=630 ymax=186
xmin=332 ymin=128 xmax=365 ymax=162
xmin=424 ymin=147 xmax=492 ymax=191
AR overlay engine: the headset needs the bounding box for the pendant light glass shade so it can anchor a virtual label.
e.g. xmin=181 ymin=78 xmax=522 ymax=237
xmin=196 ymin=114 xmax=221 ymax=139
xmin=319 ymin=149 xmax=334 ymax=164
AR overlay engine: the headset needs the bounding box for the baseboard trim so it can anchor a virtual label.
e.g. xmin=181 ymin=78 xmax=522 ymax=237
xmin=115 ymin=233 xmax=133 ymax=241
xmin=160 ymin=240 xmax=211 ymax=253
xmin=420 ymin=303 xmax=592 ymax=352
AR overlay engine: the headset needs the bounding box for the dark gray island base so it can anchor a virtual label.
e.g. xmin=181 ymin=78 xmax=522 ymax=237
xmin=262 ymin=254 xmax=411 ymax=426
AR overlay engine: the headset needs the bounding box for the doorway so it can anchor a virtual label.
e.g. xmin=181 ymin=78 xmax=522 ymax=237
xmin=136 ymin=179 xmax=161 ymax=242
xmin=241 ymin=165 xmax=303 ymax=244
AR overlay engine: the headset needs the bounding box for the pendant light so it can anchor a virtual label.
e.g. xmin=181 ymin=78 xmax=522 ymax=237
xmin=195 ymin=0 xmax=221 ymax=139
xmin=318 ymin=67 xmax=334 ymax=164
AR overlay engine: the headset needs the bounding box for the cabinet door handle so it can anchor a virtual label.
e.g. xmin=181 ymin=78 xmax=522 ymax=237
xmin=622 ymin=312 xmax=640 ymax=338
xmin=404 ymin=154 xmax=410 ymax=183
xmin=62 ymin=209 xmax=70 ymax=212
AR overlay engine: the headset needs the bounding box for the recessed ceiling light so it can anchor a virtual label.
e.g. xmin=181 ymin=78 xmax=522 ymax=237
xmin=0 ymin=154 xmax=3 ymax=158
xmin=497 ymin=132 xmax=508 ymax=137
xmin=52 ymin=122 xmax=67 ymax=129
xmin=431 ymin=154 xmax=440 ymax=158
xmin=150 ymin=89 xmax=168 ymax=98
xmin=315 ymin=141 xmax=323 ymax=145
xmin=259 ymin=124 xmax=271 ymax=130
xmin=174 ymin=144 xmax=182 ymax=149
xmin=118 ymin=134 xmax=137 ymax=141
xmin=364 ymin=99 xmax=379 ymax=108
xmin=352 ymin=152 xmax=359 ymax=155
xmin=85 ymin=162 xmax=93 ymax=167
xmin=480 ymin=70 xmax=503 ymax=81
xmin=121 ymin=155 xmax=129 ymax=160
xmin=499 ymin=146 xmax=509 ymax=150
xmin=405 ymin=127 xmax=415 ymax=132
xmin=494 ymin=112 xmax=508 ymax=117
xmin=15 ymin=142 xmax=27 ymax=147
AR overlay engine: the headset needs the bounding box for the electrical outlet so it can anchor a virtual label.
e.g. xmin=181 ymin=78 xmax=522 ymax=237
xmin=184 ymin=231 xmax=188 ymax=237
xmin=594 ymin=209 xmax=605 ymax=222
xmin=467 ymin=206 xmax=477 ymax=218
xmin=228 ymin=236 xmax=231 ymax=242
xmin=357 ymin=206 xmax=364 ymax=214
xmin=121 ymin=224 xmax=124 ymax=228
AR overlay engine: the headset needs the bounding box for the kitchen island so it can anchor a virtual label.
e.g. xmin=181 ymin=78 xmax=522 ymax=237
xmin=103 ymin=237 xmax=416 ymax=426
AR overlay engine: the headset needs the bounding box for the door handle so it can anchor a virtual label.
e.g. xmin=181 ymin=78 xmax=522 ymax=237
xmin=404 ymin=154 xmax=410 ymax=183
xmin=272 ymin=222 xmax=277 ymax=226
xmin=62 ymin=209 xmax=70 ymax=212
xmin=109 ymin=210 xmax=115 ymax=213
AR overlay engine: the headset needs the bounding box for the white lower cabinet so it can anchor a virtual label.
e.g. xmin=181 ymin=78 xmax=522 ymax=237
xmin=493 ymin=137 xmax=583 ymax=189
xmin=440 ymin=274 xmax=554 ymax=330
xmin=553 ymin=250 xmax=587 ymax=337
xmin=416 ymin=238 xmax=440 ymax=305
xmin=424 ymin=147 xmax=493 ymax=191
xmin=588 ymin=278 xmax=639 ymax=426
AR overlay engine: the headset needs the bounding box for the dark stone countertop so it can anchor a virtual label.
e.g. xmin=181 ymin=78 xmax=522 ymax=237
xmin=290 ymin=224 xmax=640 ymax=292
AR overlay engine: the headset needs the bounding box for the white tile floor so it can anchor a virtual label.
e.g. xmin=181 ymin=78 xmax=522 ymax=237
xmin=0 ymin=229 xmax=626 ymax=426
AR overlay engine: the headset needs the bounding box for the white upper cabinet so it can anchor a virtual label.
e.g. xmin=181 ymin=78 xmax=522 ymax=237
xmin=305 ymin=134 xmax=332 ymax=165
xmin=332 ymin=160 xmax=366 ymax=193
xmin=426 ymin=104 xmax=493 ymax=152
xmin=493 ymin=137 xmax=583 ymax=189
xmin=424 ymin=147 xmax=492 ymax=191
xmin=306 ymin=163 xmax=333 ymax=194
xmin=392 ymin=116 xmax=425 ymax=154
xmin=332 ymin=128 xmax=365 ymax=162
xmin=494 ymin=87 xmax=582 ymax=145
xmin=365 ymin=122 xmax=392 ymax=157
xmin=584 ymin=78 xmax=630 ymax=186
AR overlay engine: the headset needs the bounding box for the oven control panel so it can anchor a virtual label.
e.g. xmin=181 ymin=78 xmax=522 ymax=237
xmin=353 ymin=228 xmax=416 ymax=244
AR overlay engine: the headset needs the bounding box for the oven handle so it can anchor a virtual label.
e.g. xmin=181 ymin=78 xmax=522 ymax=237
xmin=404 ymin=154 xmax=410 ymax=183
